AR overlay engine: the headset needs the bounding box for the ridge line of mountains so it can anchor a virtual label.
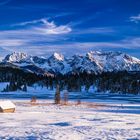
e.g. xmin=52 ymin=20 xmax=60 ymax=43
xmin=0 ymin=51 xmax=140 ymax=76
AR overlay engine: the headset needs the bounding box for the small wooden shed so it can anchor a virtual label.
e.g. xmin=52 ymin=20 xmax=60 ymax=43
xmin=0 ymin=100 xmax=16 ymax=113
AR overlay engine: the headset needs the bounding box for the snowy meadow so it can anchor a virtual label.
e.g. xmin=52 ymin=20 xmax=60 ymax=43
xmin=0 ymin=84 xmax=140 ymax=140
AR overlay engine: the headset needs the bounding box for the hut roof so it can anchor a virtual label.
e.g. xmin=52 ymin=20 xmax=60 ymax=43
xmin=0 ymin=100 xmax=16 ymax=110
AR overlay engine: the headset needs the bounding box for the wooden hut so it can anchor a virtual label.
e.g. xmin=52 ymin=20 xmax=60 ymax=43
xmin=0 ymin=100 xmax=16 ymax=113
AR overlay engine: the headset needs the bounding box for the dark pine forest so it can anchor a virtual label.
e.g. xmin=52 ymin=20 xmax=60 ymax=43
xmin=0 ymin=66 xmax=140 ymax=94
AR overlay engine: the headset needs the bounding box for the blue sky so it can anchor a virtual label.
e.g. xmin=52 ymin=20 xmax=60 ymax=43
xmin=0 ymin=0 xmax=140 ymax=57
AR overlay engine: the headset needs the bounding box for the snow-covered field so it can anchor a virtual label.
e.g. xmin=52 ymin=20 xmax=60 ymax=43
xmin=0 ymin=99 xmax=139 ymax=140
xmin=0 ymin=83 xmax=140 ymax=139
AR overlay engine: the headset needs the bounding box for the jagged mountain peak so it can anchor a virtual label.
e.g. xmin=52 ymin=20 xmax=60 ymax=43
xmin=3 ymin=52 xmax=28 ymax=62
xmin=49 ymin=52 xmax=64 ymax=61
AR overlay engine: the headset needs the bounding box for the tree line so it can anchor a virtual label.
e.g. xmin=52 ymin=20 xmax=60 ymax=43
xmin=0 ymin=66 xmax=140 ymax=94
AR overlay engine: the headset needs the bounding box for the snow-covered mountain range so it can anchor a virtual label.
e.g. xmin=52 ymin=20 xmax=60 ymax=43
xmin=1 ymin=51 xmax=140 ymax=75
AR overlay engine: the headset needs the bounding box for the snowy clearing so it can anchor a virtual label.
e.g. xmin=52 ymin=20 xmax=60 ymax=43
xmin=0 ymin=84 xmax=140 ymax=139
xmin=0 ymin=99 xmax=139 ymax=140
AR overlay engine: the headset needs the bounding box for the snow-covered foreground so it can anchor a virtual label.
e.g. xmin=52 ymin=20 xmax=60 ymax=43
xmin=0 ymin=100 xmax=139 ymax=140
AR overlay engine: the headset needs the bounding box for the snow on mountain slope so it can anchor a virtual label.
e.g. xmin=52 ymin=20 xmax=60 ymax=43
xmin=42 ymin=53 xmax=72 ymax=74
xmin=4 ymin=52 xmax=28 ymax=62
xmin=1 ymin=51 xmax=140 ymax=75
xmin=53 ymin=52 xmax=64 ymax=61
xmin=69 ymin=54 xmax=102 ymax=74
xmin=85 ymin=51 xmax=140 ymax=72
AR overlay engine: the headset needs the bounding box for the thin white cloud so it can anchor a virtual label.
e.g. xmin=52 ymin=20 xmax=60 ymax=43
xmin=0 ymin=18 xmax=71 ymax=52
xmin=0 ymin=18 xmax=140 ymax=58
xmin=35 ymin=25 xmax=72 ymax=35
xmin=73 ymin=27 xmax=115 ymax=35
xmin=12 ymin=18 xmax=72 ymax=35
xmin=75 ymin=37 xmax=140 ymax=49
xmin=130 ymin=14 xmax=140 ymax=23
xmin=0 ymin=39 xmax=26 ymax=47
xmin=12 ymin=18 xmax=49 ymax=26
xmin=0 ymin=18 xmax=71 ymax=55
xmin=1 ymin=37 xmax=140 ymax=57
